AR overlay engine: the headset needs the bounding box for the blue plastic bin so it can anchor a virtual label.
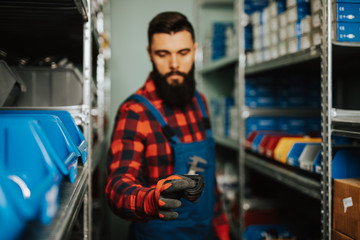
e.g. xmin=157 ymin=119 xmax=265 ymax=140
xmin=332 ymin=149 xmax=360 ymax=179
xmin=0 ymin=182 xmax=27 ymax=240
xmin=0 ymin=110 xmax=88 ymax=164
xmin=287 ymin=142 xmax=308 ymax=167
xmin=1 ymin=114 xmax=80 ymax=183
xmin=0 ymin=117 xmax=62 ymax=224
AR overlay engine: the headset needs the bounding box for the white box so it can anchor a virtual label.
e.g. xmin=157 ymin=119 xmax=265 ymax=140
xmin=255 ymin=50 xmax=263 ymax=63
xmin=287 ymin=22 xmax=298 ymax=39
xmin=300 ymin=34 xmax=312 ymax=49
xmin=262 ymin=7 xmax=271 ymax=24
xmin=312 ymin=12 xmax=321 ymax=29
xmin=287 ymin=0 xmax=296 ymax=9
xmin=288 ymin=37 xmax=300 ymax=53
xmin=270 ymin=2 xmax=278 ymax=17
xmin=271 ymin=45 xmax=279 ymax=59
xmin=253 ymin=37 xmax=261 ymax=50
xmin=246 ymin=52 xmax=256 ymax=66
xmin=253 ymin=24 xmax=261 ymax=37
xmin=312 ymin=28 xmax=321 ymax=46
xmin=279 ymin=27 xmax=288 ymax=41
xmin=270 ymin=18 xmax=279 ymax=32
xmin=263 ymin=22 xmax=271 ymax=36
xmin=251 ymin=11 xmax=261 ymax=25
xmin=311 ymin=0 xmax=322 ymax=14
xmin=264 ymin=48 xmax=272 ymax=61
xmin=264 ymin=35 xmax=271 ymax=48
xmin=271 ymin=32 xmax=279 ymax=45
xmin=279 ymin=12 xmax=288 ymax=27
xmin=300 ymin=16 xmax=312 ymax=34
xmin=287 ymin=7 xmax=298 ymax=23
xmin=279 ymin=41 xmax=288 ymax=56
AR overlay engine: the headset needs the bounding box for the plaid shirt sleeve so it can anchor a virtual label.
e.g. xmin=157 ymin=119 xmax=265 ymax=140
xmin=105 ymin=100 xmax=158 ymax=221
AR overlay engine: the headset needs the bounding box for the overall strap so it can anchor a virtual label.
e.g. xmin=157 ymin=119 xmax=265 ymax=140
xmin=194 ymin=91 xmax=212 ymax=138
xmin=128 ymin=94 xmax=181 ymax=144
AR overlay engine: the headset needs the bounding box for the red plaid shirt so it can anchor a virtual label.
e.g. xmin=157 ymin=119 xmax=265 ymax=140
xmin=106 ymin=75 xmax=230 ymax=238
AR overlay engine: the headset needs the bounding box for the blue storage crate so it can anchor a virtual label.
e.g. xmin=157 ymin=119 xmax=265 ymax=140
xmin=0 ymin=114 xmax=80 ymax=183
xmin=0 ymin=110 xmax=88 ymax=164
xmin=0 ymin=117 xmax=62 ymax=224
xmin=0 ymin=182 xmax=27 ymax=240
xmin=332 ymin=149 xmax=360 ymax=179
xmin=277 ymin=117 xmax=307 ymax=134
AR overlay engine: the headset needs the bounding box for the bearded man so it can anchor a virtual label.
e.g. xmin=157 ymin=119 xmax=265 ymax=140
xmin=105 ymin=11 xmax=230 ymax=240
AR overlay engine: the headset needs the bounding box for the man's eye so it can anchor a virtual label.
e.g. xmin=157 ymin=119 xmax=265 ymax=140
xmin=179 ymin=50 xmax=189 ymax=56
xmin=157 ymin=52 xmax=167 ymax=57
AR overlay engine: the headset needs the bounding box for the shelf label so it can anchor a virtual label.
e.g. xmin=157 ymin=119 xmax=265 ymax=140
xmin=343 ymin=197 xmax=353 ymax=213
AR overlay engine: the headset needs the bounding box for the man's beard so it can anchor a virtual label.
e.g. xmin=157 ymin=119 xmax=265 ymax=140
xmin=151 ymin=64 xmax=196 ymax=109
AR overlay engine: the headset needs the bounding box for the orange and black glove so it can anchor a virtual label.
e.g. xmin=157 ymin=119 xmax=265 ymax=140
xmin=144 ymin=175 xmax=202 ymax=220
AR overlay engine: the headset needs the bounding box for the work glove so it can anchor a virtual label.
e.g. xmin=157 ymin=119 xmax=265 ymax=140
xmin=155 ymin=175 xmax=195 ymax=220
xmin=144 ymin=174 xmax=205 ymax=220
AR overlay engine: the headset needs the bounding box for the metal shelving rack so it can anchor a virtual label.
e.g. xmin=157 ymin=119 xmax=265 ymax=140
xmin=196 ymin=0 xmax=351 ymax=239
xmin=0 ymin=1 xmax=110 ymax=239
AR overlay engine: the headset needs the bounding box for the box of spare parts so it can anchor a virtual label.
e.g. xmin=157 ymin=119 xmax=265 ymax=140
xmin=333 ymin=178 xmax=360 ymax=239
xmin=332 ymin=229 xmax=354 ymax=240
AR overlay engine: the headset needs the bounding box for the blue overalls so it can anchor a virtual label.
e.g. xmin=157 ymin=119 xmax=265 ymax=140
xmin=128 ymin=92 xmax=216 ymax=240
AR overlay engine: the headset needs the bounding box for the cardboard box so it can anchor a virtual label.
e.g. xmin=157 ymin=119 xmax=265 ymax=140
xmin=271 ymin=45 xmax=279 ymax=59
xmin=333 ymin=178 xmax=360 ymax=239
xmin=332 ymin=229 xmax=354 ymax=240
xmin=287 ymin=22 xmax=301 ymax=39
xmin=288 ymin=37 xmax=300 ymax=53
xmin=251 ymin=11 xmax=261 ymax=26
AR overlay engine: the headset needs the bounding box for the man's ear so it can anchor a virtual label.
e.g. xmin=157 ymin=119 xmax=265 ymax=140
xmin=147 ymin=45 xmax=152 ymax=60
xmin=193 ymin=42 xmax=198 ymax=61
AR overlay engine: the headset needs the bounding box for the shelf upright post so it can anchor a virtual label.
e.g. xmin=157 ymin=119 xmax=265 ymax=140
xmin=320 ymin=0 xmax=333 ymax=239
xmin=236 ymin=0 xmax=246 ymax=237
xmin=97 ymin=52 xmax=105 ymax=142
xmin=83 ymin=0 xmax=93 ymax=239
xmin=194 ymin=0 xmax=204 ymax=92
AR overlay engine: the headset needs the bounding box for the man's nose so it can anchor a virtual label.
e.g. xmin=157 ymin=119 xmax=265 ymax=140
xmin=169 ymin=54 xmax=179 ymax=70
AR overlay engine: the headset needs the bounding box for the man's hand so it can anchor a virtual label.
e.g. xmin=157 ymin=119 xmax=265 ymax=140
xmin=154 ymin=175 xmax=196 ymax=220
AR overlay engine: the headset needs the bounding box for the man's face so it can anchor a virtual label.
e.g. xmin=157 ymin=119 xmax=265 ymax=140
xmin=148 ymin=30 xmax=197 ymax=85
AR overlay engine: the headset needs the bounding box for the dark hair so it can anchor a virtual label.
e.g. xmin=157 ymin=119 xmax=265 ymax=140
xmin=148 ymin=11 xmax=195 ymax=47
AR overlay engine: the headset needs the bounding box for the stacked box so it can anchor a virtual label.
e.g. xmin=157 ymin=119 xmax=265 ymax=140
xmin=245 ymin=77 xmax=275 ymax=108
xmin=210 ymin=97 xmax=235 ymax=138
xmin=332 ymin=1 xmax=360 ymax=42
xmin=211 ymin=22 xmax=234 ymax=61
xmin=277 ymin=77 xmax=306 ymax=107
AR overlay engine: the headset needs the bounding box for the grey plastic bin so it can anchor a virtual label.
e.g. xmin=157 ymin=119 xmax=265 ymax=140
xmin=0 ymin=60 xmax=26 ymax=106
xmin=13 ymin=67 xmax=83 ymax=107
xmin=299 ymin=144 xmax=321 ymax=172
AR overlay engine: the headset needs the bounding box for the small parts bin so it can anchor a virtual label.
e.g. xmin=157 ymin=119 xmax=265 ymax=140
xmin=0 ymin=117 xmax=62 ymax=240
xmin=332 ymin=149 xmax=360 ymax=179
xmin=273 ymin=137 xmax=321 ymax=164
xmin=0 ymin=110 xmax=88 ymax=164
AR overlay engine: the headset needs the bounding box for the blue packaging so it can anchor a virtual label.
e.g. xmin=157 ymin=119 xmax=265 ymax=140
xmin=337 ymin=0 xmax=360 ymax=3
xmin=246 ymin=96 xmax=276 ymax=108
xmin=245 ymin=0 xmax=268 ymax=14
xmin=246 ymin=117 xmax=276 ymax=137
xmin=277 ymin=117 xmax=307 ymax=134
xmin=334 ymin=22 xmax=360 ymax=42
xmin=278 ymin=96 xmax=306 ymax=108
xmin=243 ymin=225 xmax=295 ymax=240
xmin=336 ymin=3 xmax=360 ymax=23
xmin=308 ymin=117 xmax=321 ymax=132
xmin=245 ymin=84 xmax=274 ymax=97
